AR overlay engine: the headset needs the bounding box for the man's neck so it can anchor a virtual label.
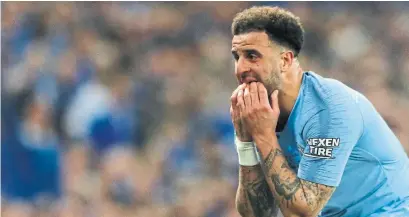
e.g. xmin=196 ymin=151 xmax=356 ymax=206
xmin=276 ymin=66 xmax=304 ymax=132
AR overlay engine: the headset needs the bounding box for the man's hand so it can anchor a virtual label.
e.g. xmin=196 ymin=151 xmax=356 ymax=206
xmin=236 ymin=83 xmax=335 ymax=217
xmin=231 ymin=83 xmax=252 ymax=142
xmin=237 ymin=82 xmax=280 ymax=142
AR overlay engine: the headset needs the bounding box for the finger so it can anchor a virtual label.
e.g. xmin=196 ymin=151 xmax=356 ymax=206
xmin=231 ymin=84 xmax=246 ymax=102
xmin=231 ymin=84 xmax=246 ymax=108
xmin=231 ymin=102 xmax=240 ymax=117
xmin=231 ymin=89 xmax=239 ymax=108
xmin=249 ymin=82 xmax=259 ymax=106
xmin=243 ymin=87 xmax=251 ymax=107
xmin=257 ymin=83 xmax=269 ymax=106
xmin=230 ymin=105 xmax=238 ymax=122
xmin=270 ymin=90 xmax=280 ymax=112
xmin=237 ymin=89 xmax=245 ymax=113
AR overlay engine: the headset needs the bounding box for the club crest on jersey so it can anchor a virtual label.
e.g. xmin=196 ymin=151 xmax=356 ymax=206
xmin=304 ymin=138 xmax=340 ymax=159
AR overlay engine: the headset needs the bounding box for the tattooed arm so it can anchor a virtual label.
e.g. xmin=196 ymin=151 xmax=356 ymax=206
xmin=236 ymin=164 xmax=279 ymax=217
xmin=256 ymin=136 xmax=335 ymax=217
xmin=236 ymin=83 xmax=336 ymax=217
xmin=232 ymin=84 xmax=279 ymax=217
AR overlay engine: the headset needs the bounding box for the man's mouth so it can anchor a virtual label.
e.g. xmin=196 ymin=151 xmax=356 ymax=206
xmin=241 ymin=77 xmax=258 ymax=84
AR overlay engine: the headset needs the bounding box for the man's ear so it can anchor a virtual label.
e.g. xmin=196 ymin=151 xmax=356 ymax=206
xmin=281 ymin=51 xmax=294 ymax=72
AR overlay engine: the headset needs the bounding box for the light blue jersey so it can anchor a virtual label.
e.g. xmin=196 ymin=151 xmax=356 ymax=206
xmin=278 ymin=71 xmax=409 ymax=217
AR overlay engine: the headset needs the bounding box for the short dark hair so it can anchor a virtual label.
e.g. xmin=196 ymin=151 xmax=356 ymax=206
xmin=231 ymin=6 xmax=304 ymax=57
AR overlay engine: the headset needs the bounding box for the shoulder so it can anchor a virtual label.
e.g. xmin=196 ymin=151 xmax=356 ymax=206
xmin=300 ymin=72 xmax=364 ymax=135
xmin=301 ymin=71 xmax=362 ymax=115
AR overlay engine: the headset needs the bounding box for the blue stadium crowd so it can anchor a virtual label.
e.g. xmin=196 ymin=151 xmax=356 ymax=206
xmin=2 ymin=2 xmax=408 ymax=216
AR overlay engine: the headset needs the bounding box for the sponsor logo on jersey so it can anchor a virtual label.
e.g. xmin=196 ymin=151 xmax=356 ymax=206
xmin=304 ymin=138 xmax=340 ymax=159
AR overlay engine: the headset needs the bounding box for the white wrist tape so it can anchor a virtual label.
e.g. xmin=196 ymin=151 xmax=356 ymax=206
xmin=235 ymin=137 xmax=260 ymax=166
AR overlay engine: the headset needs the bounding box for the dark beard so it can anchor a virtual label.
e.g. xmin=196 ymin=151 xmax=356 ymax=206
xmin=264 ymin=71 xmax=281 ymax=103
xmin=264 ymin=71 xmax=284 ymax=131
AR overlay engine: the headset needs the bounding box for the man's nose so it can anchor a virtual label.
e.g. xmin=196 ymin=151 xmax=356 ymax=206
xmin=235 ymin=57 xmax=251 ymax=77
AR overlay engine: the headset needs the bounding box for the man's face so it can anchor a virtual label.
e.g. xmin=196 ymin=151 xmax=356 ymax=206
xmin=231 ymin=31 xmax=282 ymax=95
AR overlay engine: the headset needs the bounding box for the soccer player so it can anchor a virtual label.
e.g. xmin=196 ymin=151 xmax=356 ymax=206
xmin=230 ymin=6 xmax=409 ymax=217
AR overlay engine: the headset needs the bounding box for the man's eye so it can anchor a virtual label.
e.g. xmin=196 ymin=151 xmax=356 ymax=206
xmin=232 ymin=53 xmax=239 ymax=61
xmin=247 ymin=53 xmax=258 ymax=60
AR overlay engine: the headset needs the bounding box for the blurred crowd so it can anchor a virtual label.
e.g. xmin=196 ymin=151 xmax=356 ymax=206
xmin=1 ymin=2 xmax=408 ymax=217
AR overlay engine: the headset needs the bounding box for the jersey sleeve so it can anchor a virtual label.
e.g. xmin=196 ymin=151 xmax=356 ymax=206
xmin=297 ymin=97 xmax=363 ymax=187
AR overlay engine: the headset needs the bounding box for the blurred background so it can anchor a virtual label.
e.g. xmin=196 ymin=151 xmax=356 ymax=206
xmin=1 ymin=2 xmax=409 ymax=217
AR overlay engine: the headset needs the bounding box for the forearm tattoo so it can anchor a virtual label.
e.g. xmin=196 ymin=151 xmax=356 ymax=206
xmin=300 ymin=179 xmax=335 ymax=212
xmin=264 ymin=149 xmax=301 ymax=207
xmin=237 ymin=165 xmax=279 ymax=217
xmin=263 ymin=148 xmax=335 ymax=212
